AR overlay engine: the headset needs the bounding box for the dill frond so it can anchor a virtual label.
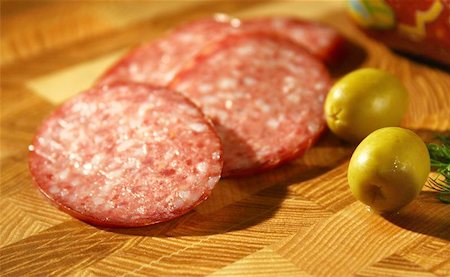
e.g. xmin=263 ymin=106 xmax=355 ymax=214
xmin=426 ymin=134 xmax=450 ymax=203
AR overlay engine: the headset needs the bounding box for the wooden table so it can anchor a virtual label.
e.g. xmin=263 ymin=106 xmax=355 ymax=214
xmin=1 ymin=1 xmax=449 ymax=276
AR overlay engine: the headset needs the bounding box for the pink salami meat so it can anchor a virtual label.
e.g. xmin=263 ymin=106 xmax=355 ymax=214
xmin=169 ymin=33 xmax=331 ymax=177
xmin=28 ymin=83 xmax=223 ymax=227
xmin=243 ymin=17 xmax=344 ymax=64
xmin=97 ymin=18 xmax=238 ymax=86
xmin=97 ymin=15 xmax=343 ymax=86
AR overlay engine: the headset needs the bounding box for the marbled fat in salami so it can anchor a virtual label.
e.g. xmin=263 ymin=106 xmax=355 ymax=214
xmin=28 ymin=83 xmax=223 ymax=227
xmin=170 ymin=33 xmax=331 ymax=177
xmin=97 ymin=15 xmax=343 ymax=86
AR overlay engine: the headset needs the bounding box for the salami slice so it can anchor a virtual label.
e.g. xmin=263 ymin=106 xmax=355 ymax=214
xmin=243 ymin=17 xmax=344 ymax=64
xmin=28 ymin=83 xmax=223 ymax=227
xmin=97 ymin=18 xmax=238 ymax=86
xmin=97 ymin=15 xmax=343 ymax=86
xmin=169 ymin=33 xmax=331 ymax=177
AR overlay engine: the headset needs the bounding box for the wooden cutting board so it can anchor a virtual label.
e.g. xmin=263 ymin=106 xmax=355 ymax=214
xmin=1 ymin=1 xmax=449 ymax=276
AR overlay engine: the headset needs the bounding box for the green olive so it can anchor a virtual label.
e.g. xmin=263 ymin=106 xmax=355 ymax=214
xmin=348 ymin=127 xmax=430 ymax=213
xmin=325 ymin=68 xmax=409 ymax=143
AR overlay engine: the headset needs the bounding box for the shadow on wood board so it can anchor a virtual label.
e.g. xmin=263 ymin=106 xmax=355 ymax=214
xmin=383 ymin=191 xmax=450 ymax=242
xmin=391 ymin=50 xmax=450 ymax=73
xmin=328 ymin=39 xmax=367 ymax=79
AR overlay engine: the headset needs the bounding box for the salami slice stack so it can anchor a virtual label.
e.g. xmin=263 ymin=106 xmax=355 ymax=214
xmin=170 ymin=33 xmax=331 ymax=176
xmin=29 ymin=15 xmax=344 ymax=226
xmin=29 ymin=83 xmax=222 ymax=227
xmin=97 ymin=15 xmax=343 ymax=86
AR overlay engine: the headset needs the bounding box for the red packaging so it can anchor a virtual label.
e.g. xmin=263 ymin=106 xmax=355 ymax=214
xmin=348 ymin=0 xmax=450 ymax=65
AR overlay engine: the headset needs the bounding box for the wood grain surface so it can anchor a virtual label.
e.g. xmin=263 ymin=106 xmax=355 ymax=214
xmin=1 ymin=1 xmax=449 ymax=276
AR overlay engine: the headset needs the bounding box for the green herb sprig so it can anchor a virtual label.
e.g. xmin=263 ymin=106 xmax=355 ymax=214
xmin=426 ymin=134 xmax=450 ymax=203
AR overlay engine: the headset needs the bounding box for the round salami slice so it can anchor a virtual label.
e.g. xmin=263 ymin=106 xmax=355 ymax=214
xmin=97 ymin=15 xmax=343 ymax=86
xmin=28 ymin=83 xmax=223 ymax=227
xmin=169 ymin=33 xmax=331 ymax=177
